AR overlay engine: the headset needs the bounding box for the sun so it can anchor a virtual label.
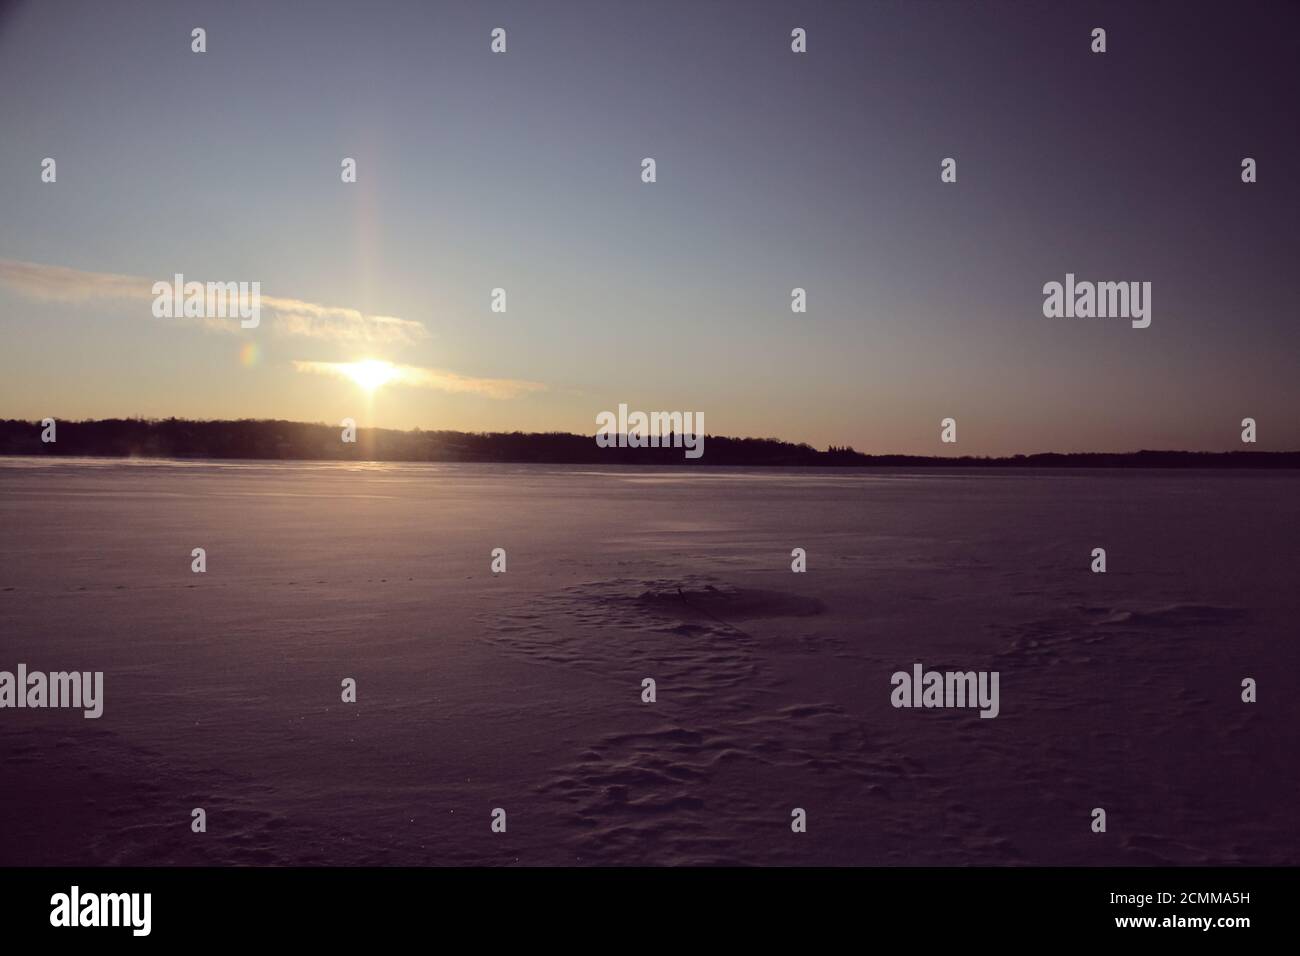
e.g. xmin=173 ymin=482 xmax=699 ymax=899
xmin=343 ymin=359 xmax=398 ymax=393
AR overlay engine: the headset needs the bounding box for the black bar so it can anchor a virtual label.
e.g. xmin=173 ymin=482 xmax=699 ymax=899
xmin=0 ymin=866 xmax=1283 ymax=942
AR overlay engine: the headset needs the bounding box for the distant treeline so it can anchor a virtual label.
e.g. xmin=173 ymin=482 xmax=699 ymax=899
xmin=2 ymin=418 xmax=1298 ymax=468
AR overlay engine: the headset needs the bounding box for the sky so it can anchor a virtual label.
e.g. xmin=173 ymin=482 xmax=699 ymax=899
xmin=0 ymin=0 xmax=1296 ymax=455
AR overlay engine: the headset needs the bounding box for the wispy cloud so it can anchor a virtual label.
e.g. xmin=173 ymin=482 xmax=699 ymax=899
xmin=0 ymin=259 xmax=148 ymax=304
xmin=260 ymin=296 xmax=427 ymax=345
xmin=293 ymin=360 xmax=546 ymax=400
xmin=0 ymin=258 xmax=428 ymax=344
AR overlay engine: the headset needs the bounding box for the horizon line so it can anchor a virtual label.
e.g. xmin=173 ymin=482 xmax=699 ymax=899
xmin=2 ymin=417 xmax=1297 ymax=465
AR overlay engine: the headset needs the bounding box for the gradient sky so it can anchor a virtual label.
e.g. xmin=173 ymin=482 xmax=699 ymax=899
xmin=1 ymin=0 xmax=1297 ymax=454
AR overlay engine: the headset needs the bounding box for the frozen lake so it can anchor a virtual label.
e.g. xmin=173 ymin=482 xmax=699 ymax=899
xmin=1 ymin=458 xmax=1297 ymax=865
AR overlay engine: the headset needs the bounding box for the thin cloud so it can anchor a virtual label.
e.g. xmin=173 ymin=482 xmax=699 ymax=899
xmin=0 ymin=259 xmax=148 ymax=304
xmin=259 ymin=295 xmax=427 ymax=345
xmin=293 ymin=360 xmax=546 ymax=400
xmin=0 ymin=258 xmax=428 ymax=344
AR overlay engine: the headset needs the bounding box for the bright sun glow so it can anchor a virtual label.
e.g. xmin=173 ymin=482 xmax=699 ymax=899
xmin=343 ymin=359 xmax=398 ymax=393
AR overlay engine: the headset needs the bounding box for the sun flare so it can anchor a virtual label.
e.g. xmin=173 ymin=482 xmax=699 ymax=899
xmin=342 ymin=359 xmax=398 ymax=393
